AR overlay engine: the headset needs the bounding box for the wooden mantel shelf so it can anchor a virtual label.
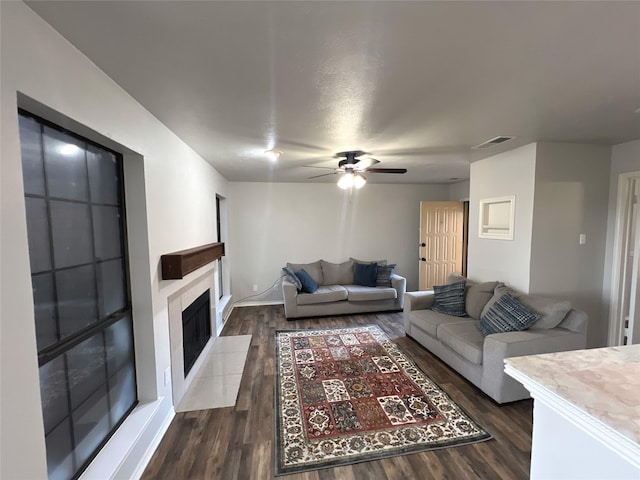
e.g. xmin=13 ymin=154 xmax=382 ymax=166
xmin=161 ymin=242 xmax=225 ymax=280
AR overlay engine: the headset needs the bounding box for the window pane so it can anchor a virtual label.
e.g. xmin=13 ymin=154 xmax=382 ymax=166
xmin=24 ymin=197 xmax=51 ymax=273
xmin=108 ymin=364 xmax=136 ymax=426
xmin=33 ymin=272 xmax=58 ymax=350
xmin=97 ymin=259 xmax=126 ymax=319
xmin=72 ymin=386 xmax=110 ymax=469
xmin=55 ymin=265 xmax=98 ymax=337
xmin=105 ymin=315 xmax=134 ymax=375
xmin=87 ymin=146 xmax=119 ymax=205
xmin=45 ymin=418 xmax=74 ymax=480
xmin=18 ymin=115 xmax=45 ymax=195
xmin=39 ymin=356 xmax=69 ymax=434
xmin=66 ymin=332 xmax=106 ymax=409
xmin=43 ymin=127 xmax=88 ymax=201
xmin=50 ymin=200 xmax=92 ymax=269
xmin=93 ymin=205 xmax=122 ymax=260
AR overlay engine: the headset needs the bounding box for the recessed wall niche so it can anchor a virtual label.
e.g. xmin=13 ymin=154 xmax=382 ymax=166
xmin=478 ymin=196 xmax=516 ymax=240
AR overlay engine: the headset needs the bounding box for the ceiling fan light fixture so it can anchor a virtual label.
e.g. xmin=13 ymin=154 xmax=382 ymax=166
xmin=337 ymin=172 xmax=354 ymax=189
xmin=264 ymin=149 xmax=282 ymax=161
xmin=353 ymin=173 xmax=366 ymax=189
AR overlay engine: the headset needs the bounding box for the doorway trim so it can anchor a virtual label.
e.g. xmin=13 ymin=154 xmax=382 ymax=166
xmin=607 ymin=171 xmax=640 ymax=346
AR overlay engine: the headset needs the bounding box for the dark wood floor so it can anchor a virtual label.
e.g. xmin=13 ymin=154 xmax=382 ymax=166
xmin=142 ymin=306 xmax=533 ymax=479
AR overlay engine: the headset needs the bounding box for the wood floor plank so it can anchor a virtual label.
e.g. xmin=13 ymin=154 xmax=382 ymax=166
xmin=142 ymin=305 xmax=533 ymax=479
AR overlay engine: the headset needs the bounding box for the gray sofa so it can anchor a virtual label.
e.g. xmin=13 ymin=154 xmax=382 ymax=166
xmin=404 ymin=275 xmax=588 ymax=403
xmin=283 ymin=259 xmax=406 ymax=319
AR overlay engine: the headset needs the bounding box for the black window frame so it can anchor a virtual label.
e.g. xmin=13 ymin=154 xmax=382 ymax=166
xmin=18 ymin=108 xmax=138 ymax=480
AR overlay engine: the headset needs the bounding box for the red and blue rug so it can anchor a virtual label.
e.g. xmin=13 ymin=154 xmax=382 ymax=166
xmin=275 ymin=324 xmax=491 ymax=475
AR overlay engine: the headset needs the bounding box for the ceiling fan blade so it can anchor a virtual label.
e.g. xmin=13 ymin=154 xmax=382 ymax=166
xmin=307 ymin=172 xmax=340 ymax=179
xmin=302 ymin=165 xmax=337 ymax=170
xmin=363 ymin=168 xmax=408 ymax=174
xmin=354 ymin=157 xmax=380 ymax=170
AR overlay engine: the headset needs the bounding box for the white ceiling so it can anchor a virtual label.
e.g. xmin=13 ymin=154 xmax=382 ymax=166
xmin=26 ymin=1 xmax=640 ymax=184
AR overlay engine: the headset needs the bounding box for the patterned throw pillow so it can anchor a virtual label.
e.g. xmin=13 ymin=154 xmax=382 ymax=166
xmin=431 ymin=281 xmax=467 ymax=317
xmin=376 ymin=264 xmax=396 ymax=287
xmin=282 ymin=266 xmax=302 ymax=291
xmin=295 ymin=269 xmax=319 ymax=294
xmin=479 ymin=293 xmax=540 ymax=336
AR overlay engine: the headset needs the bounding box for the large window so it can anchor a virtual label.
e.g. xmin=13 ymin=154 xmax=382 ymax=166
xmin=18 ymin=111 xmax=137 ymax=480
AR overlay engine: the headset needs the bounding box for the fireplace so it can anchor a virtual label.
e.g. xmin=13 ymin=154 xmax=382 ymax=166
xmin=167 ymin=267 xmax=219 ymax=407
xmin=182 ymin=289 xmax=211 ymax=376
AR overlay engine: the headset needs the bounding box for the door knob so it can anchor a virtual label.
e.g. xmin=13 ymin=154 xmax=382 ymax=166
xmin=420 ymin=257 xmax=426 ymax=262
xmin=419 ymin=242 xmax=426 ymax=247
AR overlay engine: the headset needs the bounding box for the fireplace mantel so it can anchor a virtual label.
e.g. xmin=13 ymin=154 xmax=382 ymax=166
xmin=161 ymin=242 xmax=225 ymax=280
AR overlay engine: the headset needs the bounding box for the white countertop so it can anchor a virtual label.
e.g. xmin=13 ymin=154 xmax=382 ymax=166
xmin=505 ymin=345 xmax=640 ymax=446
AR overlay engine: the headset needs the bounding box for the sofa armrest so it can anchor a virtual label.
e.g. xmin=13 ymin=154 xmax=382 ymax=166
xmin=390 ymin=274 xmax=407 ymax=308
xmin=282 ymin=279 xmax=299 ymax=319
xmin=481 ymin=328 xmax=587 ymax=402
xmin=403 ymin=291 xmax=435 ymax=312
xmin=403 ymin=291 xmax=435 ymax=335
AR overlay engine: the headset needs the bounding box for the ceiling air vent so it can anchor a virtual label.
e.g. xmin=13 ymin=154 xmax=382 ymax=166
xmin=472 ymin=136 xmax=515 ymax=149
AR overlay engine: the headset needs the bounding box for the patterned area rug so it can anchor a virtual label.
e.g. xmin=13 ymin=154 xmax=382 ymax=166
xmin=274 ymin=325 xmax=491 ymax=475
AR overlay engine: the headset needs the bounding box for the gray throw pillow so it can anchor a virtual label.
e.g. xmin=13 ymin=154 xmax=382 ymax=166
xmin=282 ymin=266 xmax=302 ymax=290
xmin=321 ymin=259 xmax=354 ymax=285
xmin=286 ymin=260 xmax=323 ymax=285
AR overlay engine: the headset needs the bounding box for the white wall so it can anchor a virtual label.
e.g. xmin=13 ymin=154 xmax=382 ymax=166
xmin=0 ymin=3 xmax=227 ymax=478
xmin=602 ymin=139 xmax=640 ymax=343
xmin=228 ymin=182 xmax=450 ymax=302
xmin=530 ymin=143 xmax=611 ymax=347
xmin=467 ymin=143 xmax=537 ymax=291
xmin=449 ymin=180 xmax=470 ymax=201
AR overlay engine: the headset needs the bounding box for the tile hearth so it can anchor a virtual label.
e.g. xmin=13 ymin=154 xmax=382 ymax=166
xmin=176 ymin=335 xmax=251 ymax=412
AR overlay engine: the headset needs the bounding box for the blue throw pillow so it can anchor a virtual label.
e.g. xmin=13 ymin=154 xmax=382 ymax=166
xmin=431 ymin=281 xmax=467 ymax=317
xmin=479 ymin=293 xmax=540 ymax=336
xmin=295 ymin=269 xmax=319 ymax=293
xmin=354 ymin=262 xmax=378 ymax=287
xmin=282 ymin=266 xmax=302 ymax=291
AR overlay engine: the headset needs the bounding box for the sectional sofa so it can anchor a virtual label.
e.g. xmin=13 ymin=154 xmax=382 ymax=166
xmin=282 ymin=259 xmax=406 ymax=319
xmin=404 ymin=275 xmax=588 ymax=403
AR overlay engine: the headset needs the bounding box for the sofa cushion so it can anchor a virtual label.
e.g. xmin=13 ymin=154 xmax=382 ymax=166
xmin=345 ymin=285 xmax=397 ymax=302
xmin=437 ymin=320 xmax=485 ymax=365
xmin=446 ymin=274 xmax=501 ymax=319
xmin=466 ymin=281 xmax=502 ymax=319
xmin=297 ymin=285 xmax=348 ymax=305
xmin=409 ymin=309 xmax=463 ymax=337
xmin=350 ymin=257 xmax=387 ymax=266
xmin=354 ymin=262 xmax=378 ymax=287
xmin=321 ymin=259 xmax=354 ymax=285
xmin=479 ymin=293 xmax=539 ymax=336
xmin=287 ymin=260 xmax=323 ymax=285
xmin=282 ymin=266 xmax=302 ymax=290
xmin=376 ymin=264 xmax=396 ymax=287
xmin=482 ymin=286 xmax=571 ymax=330
xmin=431 ymin=281 xmax=467 ymax=317
xmin=295 ymin=269 xmax=319 ymax=294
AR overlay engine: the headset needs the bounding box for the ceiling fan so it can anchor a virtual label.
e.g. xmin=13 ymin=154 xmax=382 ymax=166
xmin=305 ymin=150 xmax=407 ymax=189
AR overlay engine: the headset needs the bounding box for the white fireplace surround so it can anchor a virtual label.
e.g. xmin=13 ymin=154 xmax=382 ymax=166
xmin=167 ymin=265 xmax=220 ymax=407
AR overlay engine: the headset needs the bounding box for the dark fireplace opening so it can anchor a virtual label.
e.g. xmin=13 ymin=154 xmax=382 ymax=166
xmin=182 ymin=289 xmax=212 ymax=377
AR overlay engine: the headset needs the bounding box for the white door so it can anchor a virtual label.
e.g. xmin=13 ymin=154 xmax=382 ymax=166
xmin=419 ymin=201 xmax=464 ymax=290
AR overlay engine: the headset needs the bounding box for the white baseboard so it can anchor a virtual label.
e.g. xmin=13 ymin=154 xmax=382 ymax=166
xmin=79 ymin=396 xmax=174 ymax=480
xmin=128 ymin=404 xmax=175 ymax=480
xmin=233 ymin=300 xmax=284 ymax=307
